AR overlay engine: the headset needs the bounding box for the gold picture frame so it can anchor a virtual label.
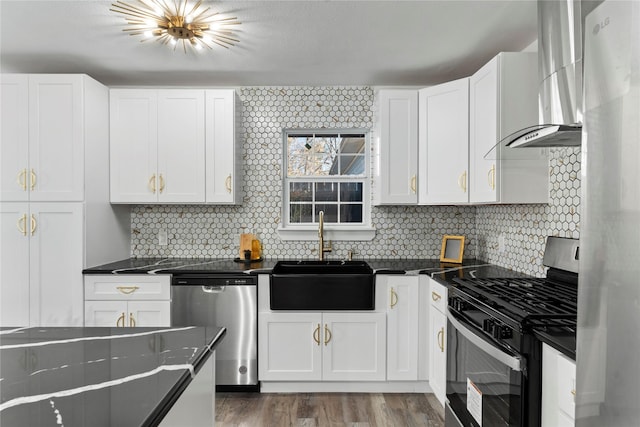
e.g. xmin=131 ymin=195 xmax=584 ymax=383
xmin=440 ymin=235 xmax=465 ymax=263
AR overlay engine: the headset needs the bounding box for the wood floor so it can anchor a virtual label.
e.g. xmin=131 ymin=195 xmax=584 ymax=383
xmin=215 ymin=393 xmax=445 ymax=427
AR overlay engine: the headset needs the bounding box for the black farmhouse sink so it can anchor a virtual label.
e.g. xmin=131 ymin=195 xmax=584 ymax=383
xmin=270 ymin=260 xmax=375 ymax=310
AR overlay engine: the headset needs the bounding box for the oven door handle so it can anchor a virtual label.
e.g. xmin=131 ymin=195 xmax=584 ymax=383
xmin=447 ymin=311 xmax=524 ymax=372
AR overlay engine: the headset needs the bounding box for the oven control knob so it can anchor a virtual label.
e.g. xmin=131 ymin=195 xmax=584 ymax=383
xmin=450 ymin=297 xmax=467 ymax=311
xmin=492 ymin=324 xmax=512 ymax=339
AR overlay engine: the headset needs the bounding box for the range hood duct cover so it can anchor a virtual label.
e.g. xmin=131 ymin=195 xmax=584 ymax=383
xmin=507 ymin=0 xmax=583 ymax=148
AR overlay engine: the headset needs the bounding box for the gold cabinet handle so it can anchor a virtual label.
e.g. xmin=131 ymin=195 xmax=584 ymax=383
xmin=390 ymin=287 xmax=398 ymax=309
xmin=129 ymin=313 xmax=136 ymax=327
xmin=159 ymin=174 xmax=165 ymax=194
xmin=116 ymin=312 xmax=125 ymax=327
xmin=30 ymin=214 xmax=36 ymax=236
xmin=313 ymin=324 xmax=320 ymax=346
xmin=570 ymin=389 xmax=576 ymax=396
xmin=431 ymin=291 xmax=441 ymax=302
xmin=225 ymin=174 xmax=232 ymax=194
xmin=18 ymin=169 xmax=27 ymax=191
xmin=437 ymin=327 xmax=445 ymax=352
xmin=30 ymin=169 xmax=36 ymax=191
xmin=149 ymin=174 xmax=156 ymax=194
xmin=458 ymin=171 xmax=467 ymax=192
xmin=410 ymin=175 xmax=417 ymax=194
xmin=488 ymin=164 xmax=496 ymax=190
xmin=116 ymin=286 xmax=139 ymax=295
xmin=17 ymin=214 xmax=27 ymax=236
xmin=324 ymin=324 xmax=332 ymax=346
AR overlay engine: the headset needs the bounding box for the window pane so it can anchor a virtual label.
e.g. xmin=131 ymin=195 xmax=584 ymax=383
xmin=340 ymin=204 xmax=363 ymax=223
xmin=315 ymin=182 xmax=338 ymax=201
xmin=290 ymin=204 xmax=313 ymax=223
xmin=340 ymin=155 xmax=365 ymax=175
xmin=340 ymin=182 xmax=363 ymax=202
xmin=339 ymin=135 xmax=365 ymax=154
xmin=288 ymin=135 xmax=341 ymax=177
xmin=290 ymin=182 xmax=312 ymax=202
xmin=315 ymin=204 xmax=338 ymax=223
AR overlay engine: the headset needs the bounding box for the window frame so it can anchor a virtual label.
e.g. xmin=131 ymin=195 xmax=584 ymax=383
xmin=277 ymin=128 xmax=375 ymax=241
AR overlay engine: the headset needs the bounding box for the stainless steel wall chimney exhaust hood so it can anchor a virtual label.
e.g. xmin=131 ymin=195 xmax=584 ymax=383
xmin=507 ymin=0 xmax=583 ymax=148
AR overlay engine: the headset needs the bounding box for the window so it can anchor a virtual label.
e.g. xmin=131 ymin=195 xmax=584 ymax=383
xmin=280 ymin=129 xmax=373 ymax=240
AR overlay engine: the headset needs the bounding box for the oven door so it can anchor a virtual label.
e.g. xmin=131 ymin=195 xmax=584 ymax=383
xmin=445 ymin=312 xmax=525 ymax=427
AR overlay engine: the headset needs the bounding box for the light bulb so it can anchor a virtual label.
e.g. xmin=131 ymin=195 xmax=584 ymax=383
xmin=170 ymin=38 xmax=177 ymax=45
xmin=195 ymin=43 xmax=203 ymax=50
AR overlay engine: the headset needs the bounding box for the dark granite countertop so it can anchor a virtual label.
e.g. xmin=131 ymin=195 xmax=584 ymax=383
xmin=82 ymin=257 xmax=526 ymax=279
xmin=0 ymin=326 xmax=225 ymax=427
xmin=534 ymin=327 xmax=577 ymax=361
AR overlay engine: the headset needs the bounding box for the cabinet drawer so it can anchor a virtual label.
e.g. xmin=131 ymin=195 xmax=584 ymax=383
xmin=84 ymin=275 xmax=170 ymax=300
xmin=429 ymin=279 xmax=447 ymax=313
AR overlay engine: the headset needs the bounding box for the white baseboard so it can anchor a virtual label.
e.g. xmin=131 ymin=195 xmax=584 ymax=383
xmin=259 ymin=381 xmax=431 ymax=393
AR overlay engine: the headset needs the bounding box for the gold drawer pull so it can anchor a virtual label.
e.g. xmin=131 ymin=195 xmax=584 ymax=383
xmin=30 ymin=169 xmax=37 ymax=191
xmin=458 ymin=171 xmax=467 ymax=192
xmin=116 ymin=312 xmax=125 ymax=327
xmin=159 ymin=174 xmax=165 ymax=194
xmin=149 ymin=174 xmax=156 ymax=194
xmin=390 ymin=287 xmax=398 ymax=308
xmin=17 ymin=214 xmax=27 ymax=236
xmin=18 ymin=169 xmax=27 ymax=191
xmin=324 ymin=324 xmax=332 ymax=346
xmin=488 ymin=164 xmax=496 ymax=190
xmin=30 ymin=214 xmax=36 ymax=236
xmin=116 ymin=286 xmax=139 ymax=295
xmin=431 ymin=291 xmax=442 ymax=302
xmin=313 ymin=324 xmax=320 ymax=346
xmin=410 ymin=175 xmax=416 ymax=194
xmin=129 ymin=313 xmax=136 ymax=327
xmin=225 ymin=174 xmax=232 ymax=193
xmin=438 ymin=327 xmax=445 ymax=352
xmin=571 ymin=389 xmax=576 ymax=396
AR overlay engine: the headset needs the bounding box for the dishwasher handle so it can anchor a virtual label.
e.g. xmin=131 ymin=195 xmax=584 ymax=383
xmin=202 ymin=285 xmax=226 ymax=293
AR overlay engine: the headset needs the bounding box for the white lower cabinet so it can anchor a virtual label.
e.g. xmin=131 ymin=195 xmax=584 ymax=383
xmin=542 ymin=343 xmax=576 ymax=427
xmin=258 ymin=311 xmax=386 ymax=382
xmin=428 ymin=277 xmax=448 ymax=406
xmin=383 ymin=275 xmax=420 ymax=380
xmin=84 ymin=275 xmax=171 ymax=327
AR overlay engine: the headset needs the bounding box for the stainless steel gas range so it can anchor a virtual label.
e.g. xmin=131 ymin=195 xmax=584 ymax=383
xmin=445 ymin=237 xmax=579 ymax=427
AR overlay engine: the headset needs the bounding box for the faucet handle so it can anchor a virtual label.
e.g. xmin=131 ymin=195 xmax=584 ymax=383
xmin=347 ymin=250 xmax=355 ymax=261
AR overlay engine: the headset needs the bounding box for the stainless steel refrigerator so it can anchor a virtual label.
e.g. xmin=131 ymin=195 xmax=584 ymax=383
xmin=577 ymin=0 xmax=640 ymax=425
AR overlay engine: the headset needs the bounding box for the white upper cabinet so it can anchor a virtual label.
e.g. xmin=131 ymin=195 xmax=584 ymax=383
xmin=469 ymin=52 xmax=549 ymax=204
xmin=373 ymin=89 xmax=418 ymax=205
xmin=1 ymin=74 xmax=84 ymax=202
xmin=419 ymin=78 xmax=470 ymax=204
xmin=110 ymin=88 xmax=240 ymax=204
xmin=110 ymin=89 xmax=206 ymax=203
xmin=205 ymin=90 xmax=242 ymax=204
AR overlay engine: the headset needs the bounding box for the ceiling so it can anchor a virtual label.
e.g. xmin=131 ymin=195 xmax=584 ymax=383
xmin=0 ymin=0 xmax=538 ymax=87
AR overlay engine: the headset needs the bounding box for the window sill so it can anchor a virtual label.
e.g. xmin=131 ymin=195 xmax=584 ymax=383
xmin=276 ymin=226 xmax=376 ymax=241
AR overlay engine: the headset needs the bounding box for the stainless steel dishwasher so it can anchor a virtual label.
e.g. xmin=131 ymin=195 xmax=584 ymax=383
xmin=171 ymin=274 xmax=258 ymax=391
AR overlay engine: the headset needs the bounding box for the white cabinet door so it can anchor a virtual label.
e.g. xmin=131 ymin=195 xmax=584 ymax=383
xmin=29 ymin=203 xmax=84 ymax=326
xmin=157 ymin=90 xmax=205 ymax=203
xmin=85 ymin=300 xmax=127 ymax=327
xmin=469 ymin=52 xmax=547 ymax=204
xmin=258 ymin=312 xmax=322 ymax=381
xmin=322 ymin=312 xmax=386 ymax=381
xmin=0 ymin=74 xmax=29 ymax=201
xmin=374 ymin=89 xmax=418 ymax=205
xmin=109 ymin=89 xmax=158 ymax=203
xmin=429 ymin=306 xmax=447 ymax=406
xmin=419 ymin=78 xmax=470 ymax=204
xmin=28 ymin=75 xmax=84 ymax=202
xmin=542 ymin=343 xmax=576 ymax=427
xmin=0 ymin=202 xmax=30 ymax=326
xmin=205 ymin=90 xmax=240 ymax=204
xmin=385 ymin=276 xmax=419 ymax=381
xmin=1 ymin=75 xmax=84 ymax=202
xmin=128 ymin=301 xmax=171 ymax=327
xmin=428 ymin=277 xmax=448 ymax=406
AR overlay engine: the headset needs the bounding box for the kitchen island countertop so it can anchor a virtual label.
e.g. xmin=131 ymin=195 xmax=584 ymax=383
xmin=0 ymin=326 xmax=225 ymax=426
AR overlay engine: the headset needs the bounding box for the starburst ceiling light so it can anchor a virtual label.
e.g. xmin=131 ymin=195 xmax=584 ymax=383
xmin=110 ymin=0 xmax=240 ymax=52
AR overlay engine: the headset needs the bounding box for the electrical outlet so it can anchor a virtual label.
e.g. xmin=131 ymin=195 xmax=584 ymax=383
xmin=498 ymin=235 xmax=506 ymax=253
xmin=158 ymin=229 xmax=168 ymax=246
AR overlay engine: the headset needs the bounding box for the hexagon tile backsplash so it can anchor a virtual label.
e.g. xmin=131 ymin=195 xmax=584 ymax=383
xmin=130 ymin=87 xmax=580 ymax=277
